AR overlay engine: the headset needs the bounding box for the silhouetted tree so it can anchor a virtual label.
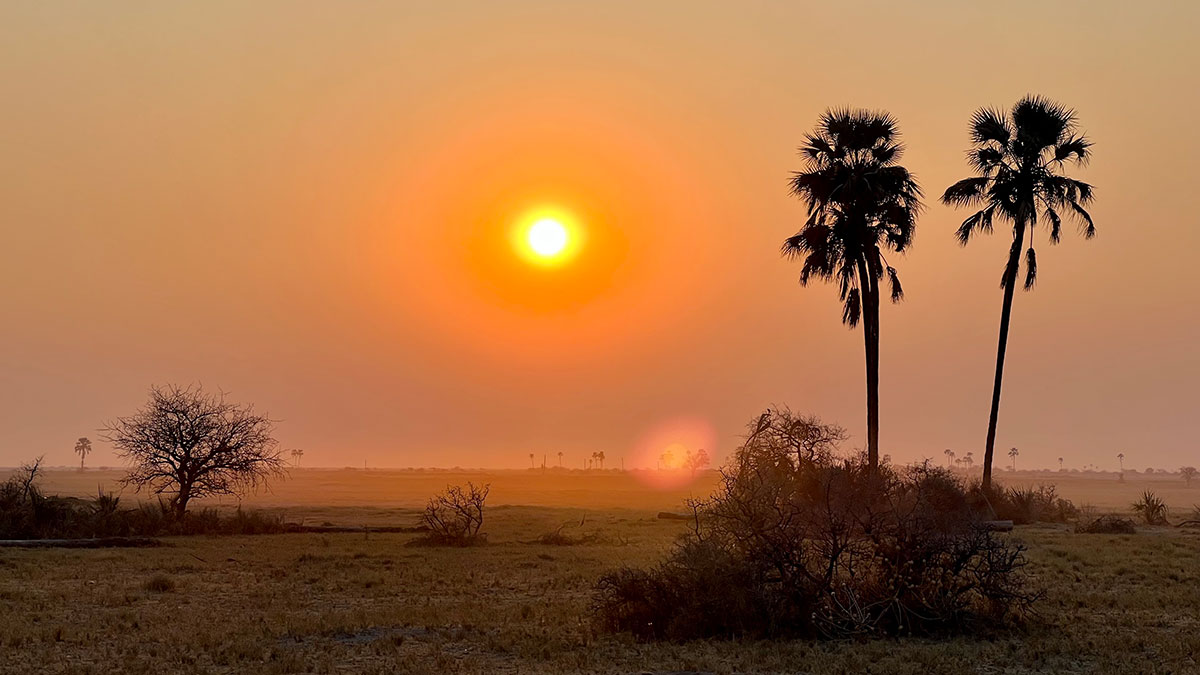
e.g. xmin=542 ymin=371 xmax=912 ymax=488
xmin=1058 ymin=457 xmax=1064 ymax=471
xmin=683 ymin=448 xmax=711 ymax=477
xmin=943 ymin=96 xmax=1095 ymax=491
xmin=1008 ymin=447 xmax=1019 ymax=472
xmin=963 ymin=451 xmax=975 ymax=469
xmin=102 ymin=384 xmax=285 ymax=518
xmin=1181 ymin=467 xmax=1198 ymax=487
xmin=557 ymin=451 xmax=563 ymax=467
xmin=783 ymin=109 xmax=922 ymax=470
xmin=944 ymin=448 xmax=953 ymax=468
xmin=74 ymin=437 xmax=92 ymax=471
xmin=290 ymin=448 xmax=304 ymax=467
xmin=529 ymin=453 xmax=535 ymax=469
xmin=1117 ymin=452 xmax=1125 ymax=473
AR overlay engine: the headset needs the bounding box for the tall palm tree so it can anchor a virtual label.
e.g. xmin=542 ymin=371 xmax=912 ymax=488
xmin=1008 ymin=447 xmax=1019 ymax=472
xmin=784 ymin=109 xmax=922 ymax=470
xmin=942 ymin=96 xmax=1095 ymax=491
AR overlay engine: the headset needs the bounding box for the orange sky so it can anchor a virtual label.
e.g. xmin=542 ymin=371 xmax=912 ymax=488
xmin=2 ymin=2 xmax=1197 ymax=471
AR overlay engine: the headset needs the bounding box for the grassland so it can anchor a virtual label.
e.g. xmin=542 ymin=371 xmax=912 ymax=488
xmin=1 ymin=469 xmax=1198 ymax=674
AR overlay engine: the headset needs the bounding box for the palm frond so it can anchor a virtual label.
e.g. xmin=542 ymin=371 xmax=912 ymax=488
xmin=1012 ymin=95 xmax=1075 ymax=151
xmin=886 ymin=266 xmax=903 ymax=302
xmin=970 ymin=107 xmax=1011 ymax=146
xmin=1044 ymin=207 xmax=1062 ymax=243
xmin=942 ymin=177 xmax=989 ymax=207
xmin=841 ymin=287 xmax=861 ymax=327
xmin=1053 ymin=134 xmax=1092 ymax=164
xmin=1023 ymin=248 xmax=1037 ymax=290
xmin=1068 ymin=201 xmax=1096 ymax=238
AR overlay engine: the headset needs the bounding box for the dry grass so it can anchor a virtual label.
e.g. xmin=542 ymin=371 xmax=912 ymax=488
xmin=0 ymin=471 xmax=1198 ymax=673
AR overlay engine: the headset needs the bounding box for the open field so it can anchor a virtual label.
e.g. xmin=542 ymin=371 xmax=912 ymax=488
xmin=1 ymin=470 xmax=1199 ymax=674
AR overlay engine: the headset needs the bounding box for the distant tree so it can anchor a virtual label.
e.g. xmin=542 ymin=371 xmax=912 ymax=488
xmin=74 ymin=437 xmax=92 ymax=471
xmin=1117 ymin=452 xmax=1125 ymax=473
xmin=660 ymin=448 xmax=677 ymax=470
xmin=943 ymin=96 xmax=1095 ymax=491
xmin=944 ymin=448 xmax=953 ymax=468
xmin=557 ymin=451 xmax=563 ymax=467
xmin=783 ymin=109 xmax=922 ymax=471
xmin=1008 ymin=447 xmax=1019 ymax=472
xmin=290 ymin=448 xmax=304 ymax=467
xmin=1182 ymin=467 xmax=1198 ymax=487
xmin=596 ymin=451 xmax=606 ymax=469
xmin=963 ymin=451 xmax=975 ymax=470
xmin=102 ymin=384 xmax=285 ymax=518
xmin=683 ymin=448 xmax=711 ymax=477
xmin=1058 ymin=457 xmax=1064 ymax=471
xmin=529 ymin=453 xmax=535 ymax=469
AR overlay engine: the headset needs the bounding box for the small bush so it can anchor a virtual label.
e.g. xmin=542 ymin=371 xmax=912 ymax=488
xmin=143 ymin=575 xmax=175 ymax=593
xmin=971 ymin=482 xmax=1078 ymax=524
xmin=1075 ymin=514 xmax=1137 ymax=534
xmin=409 ymin=483 xmax=490 ymax=547
xmin=593 ymin=409 xmax=1037 ymax=641
xmin=1132 ymin=491 xmax=1169 ymax=525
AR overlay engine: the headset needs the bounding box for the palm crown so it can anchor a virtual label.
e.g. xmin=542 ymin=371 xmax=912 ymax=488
xmin=942 ymin=96 xmax=1095 ymax=289
xmin=782 ymin=109 xmax=922 ymax=325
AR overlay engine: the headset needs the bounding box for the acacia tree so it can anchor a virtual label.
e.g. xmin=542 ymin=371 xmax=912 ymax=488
xmin=943 ymin=96 xmax=1095 ymax=491
xmin=102 ymin=385 xmax=285 ymax=518
xmin=783 ymin=109 xmax=922 ymax=470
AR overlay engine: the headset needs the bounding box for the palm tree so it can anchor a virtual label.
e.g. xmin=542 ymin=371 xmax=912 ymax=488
xmin=1058 ymin=457 xmax=1064 ymax=471
xmin=529 ymin=453 xmax=535 ymax=469
xmin=74 ymin=437 xmax=91 ymax=471
xmin=596 ymin=451 xmax=605 ymax=469
xmin=783 ymin=109 xmax=923 ymax=470
xmin=1008 ymin=447 xmax=1019 ymax=472
xmin=1117 ymin=452 xmax=1125 ymax=473
xmin=944 ymin=448 xmax=953 ymax=468
xmin=943 ymin=96 xmax=1095 ymax=491
xmin=557 ymin=451 xmax=563 ymax=467
xmin=964 ymin=451 xmax=974 ymax=470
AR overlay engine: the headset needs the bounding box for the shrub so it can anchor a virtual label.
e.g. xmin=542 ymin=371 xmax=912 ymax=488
xmin=410 ymin=483 xmax=490 ymax=546
xmin=143 ymin=574 xmax=175 ymax=593
xmin=1132 ymin=491 xmax=1169 ymax=525
xmin=0 ymin=459 xmax=289 ymax=539
xmin=1075 ymin=514 xmax=1136 ymax=534
xmin=593 ymin=411 xmax=1037 ymax=641
xmin=988 ymin=484 xmax=1078 ymax=524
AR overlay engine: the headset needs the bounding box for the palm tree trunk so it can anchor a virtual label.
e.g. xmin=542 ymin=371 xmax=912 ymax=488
xmin=983 ymin=222 xmax=1026 ymax=491
xmin=858 ymin=259 xmax=881 ymax=470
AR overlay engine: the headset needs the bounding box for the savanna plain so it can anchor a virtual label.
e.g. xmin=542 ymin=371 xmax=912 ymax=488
xmin=0 ymin=468 xmax=1197 ymax=674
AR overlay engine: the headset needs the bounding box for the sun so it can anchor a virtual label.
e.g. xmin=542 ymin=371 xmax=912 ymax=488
xmin=527 ymin=218 xmax=568 ymax=257
xmin=512 ymin=208 xmax=582 ymax=267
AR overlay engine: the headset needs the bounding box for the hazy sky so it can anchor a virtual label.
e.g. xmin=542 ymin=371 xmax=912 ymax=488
xmin=2 ymin=1 xmax=1197 ymax=470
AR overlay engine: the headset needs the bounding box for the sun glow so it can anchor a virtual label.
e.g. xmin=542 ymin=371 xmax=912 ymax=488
xmin=513 ymin=208 xmax=582 ymax=267
xmin=528 ymin=218 xmax=568 ymax=257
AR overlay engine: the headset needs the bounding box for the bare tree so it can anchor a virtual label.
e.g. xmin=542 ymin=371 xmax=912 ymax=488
xmin=102 ymin=384 xmax=285 ymax=518
xmin=420 ymin=482 xmax=490 ymax=544
xmin=74 ymin=437 xmax=92 ymax=471
xmin=1181 ymin=467 xmax=1198 ymax=487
